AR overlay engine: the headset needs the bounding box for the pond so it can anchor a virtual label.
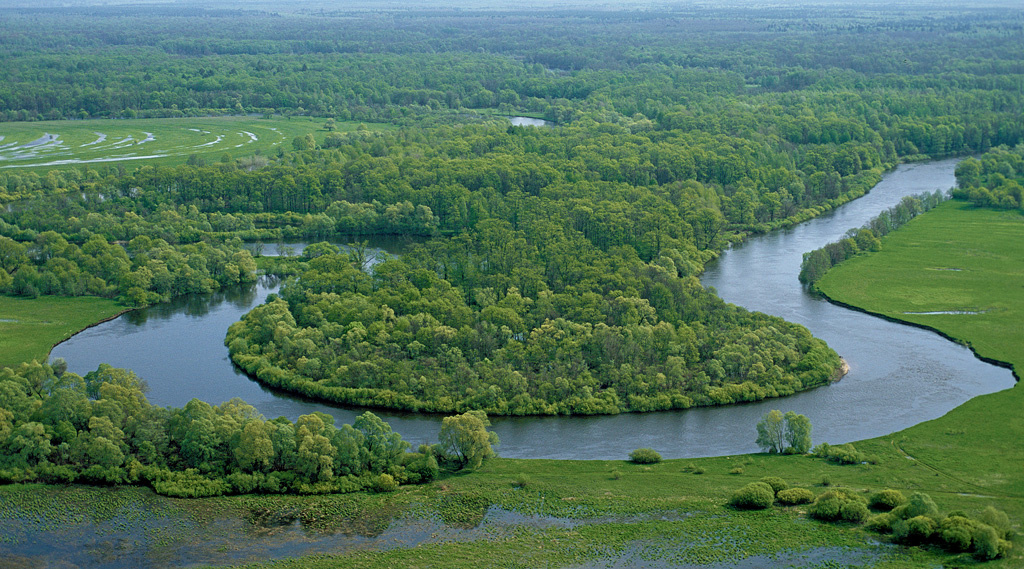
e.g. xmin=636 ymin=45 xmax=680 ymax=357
xmin=50 ymin=158 xmax=1016 ymax=459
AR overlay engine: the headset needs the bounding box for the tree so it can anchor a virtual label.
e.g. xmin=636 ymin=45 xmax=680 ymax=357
xmin=784 ymin=411 xmax=812 ymax=453
xmin=755 ymin=409 xmax=785 ymax=453
xmin=438 ymin=410 xmax=498 ymax=469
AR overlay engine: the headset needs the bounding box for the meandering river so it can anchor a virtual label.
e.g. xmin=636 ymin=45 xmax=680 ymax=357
xmin=51 ymin=158 xmax=1016 ymax=459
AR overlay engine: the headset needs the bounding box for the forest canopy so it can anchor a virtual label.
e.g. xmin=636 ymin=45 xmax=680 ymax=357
xmin=1 ymin=5 xmax=1022 ymax=418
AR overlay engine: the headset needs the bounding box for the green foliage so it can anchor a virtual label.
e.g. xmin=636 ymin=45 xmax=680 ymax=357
xmin=839 ymin=501 xmax=870 ymax=524
xmin=800 ymin=191 xmax=947 ymax=285
xmin=755 ymin=410 xmax=785 ymax=454
xmin=811 ymin=442 xmax=864 ymax=465
xmin=756 ymin=411 xmax=811 ymax=454
xmin=729 ymin=482 xmax=775 ymax=510
xmin=758 ymin=476 xmax=788 ymax=495
xmin=776 ymin=488 xmax=814 ymax=506
xmin=865 ymin=513 xmax=896 ymax=533
xmin=893 ymin=515 xmax=936 ymax=545
xmin=809 ymin=488 xmax=867 ymax=522
xmin=953 ymin=145 xmax=1024 ymax=211
xmin=868 ymin=489 xmax=905 ymax=512
xmin=893 ymin=492 xmax=939 ymax=520
xmin=628 ymin=448 xmax=662 ymax=464
xmin=438 ymin=411 xmax=499 ymax=470
xmin=0 ymin=361 xmax=426 ymax=497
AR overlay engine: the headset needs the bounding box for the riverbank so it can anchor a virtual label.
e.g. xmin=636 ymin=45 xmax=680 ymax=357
xmin=0 ymin=295 xmax=123 ymax=368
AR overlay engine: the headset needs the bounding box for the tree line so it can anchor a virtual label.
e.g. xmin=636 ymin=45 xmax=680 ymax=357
xmin=0 ymin=360 xmax=496 ymax=497
xmin=798 ymin=190 xmax=948 ymax=286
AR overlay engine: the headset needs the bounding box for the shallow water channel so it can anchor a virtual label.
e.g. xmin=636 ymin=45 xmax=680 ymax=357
xmin=50 ymin=158 xmax=1016 ymax=460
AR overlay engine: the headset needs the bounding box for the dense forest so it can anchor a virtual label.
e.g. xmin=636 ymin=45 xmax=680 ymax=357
xmin=0 ymin=7 xmax=1022 ymax=432
xmin=0 ymin=360 xmax=453 ymax=496
xmin=953 ymin=145 xmax=1024 ymax=209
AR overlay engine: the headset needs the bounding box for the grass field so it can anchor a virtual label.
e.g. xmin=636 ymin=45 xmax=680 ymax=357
xmin=0 ymin=295 xmax=124 ymax=368
xmin=817 ymin=200 xmax=1024 ymax=378
xmin=0 ymin=116 xmax=386 ymax=172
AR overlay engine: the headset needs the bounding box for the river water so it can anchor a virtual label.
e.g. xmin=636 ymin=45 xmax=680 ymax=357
xmin=50 ymin=158 xmax=1016 ymax=459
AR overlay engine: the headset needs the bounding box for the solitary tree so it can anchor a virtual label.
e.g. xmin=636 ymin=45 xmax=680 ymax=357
xmin=439 ymin=410 xmax=499 ymax=470
xmin=755 ymin=409 xmax=786 ymax=453
xmin=784 ymin=411 xmax=813 ymax=453
xmin=756 ymin=410 xmax=812 ymax=453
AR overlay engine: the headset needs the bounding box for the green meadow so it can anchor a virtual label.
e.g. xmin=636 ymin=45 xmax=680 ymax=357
xmin=0 ymin=295 xmax=123 ymax=368
xmin=0 ymin=116 xmax=384 ymax=172
xmin=817 ymin=200 xmax=1024 ymax=377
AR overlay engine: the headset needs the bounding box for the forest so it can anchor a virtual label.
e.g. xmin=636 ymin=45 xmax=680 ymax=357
xmin=0 ymin=1 xmax=1021 ymax=502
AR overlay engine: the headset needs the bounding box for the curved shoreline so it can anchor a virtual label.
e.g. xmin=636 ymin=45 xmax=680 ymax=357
xmin=816 ymin=290 xmax=1020 ymax=383
xmin=46 ymin=307 xmax=134 ymax=360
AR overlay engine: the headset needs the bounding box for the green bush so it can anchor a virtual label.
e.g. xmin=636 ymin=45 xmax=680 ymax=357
xmin=729 ymin=482 xmax=775 ymax=510
xmin=373 ymin=473 xmax=399 ymax=493
xmin=893 ymin=515 xmax=936 ymax=545
xmin=840 ymin=501 xmax=870 ymax=523
xmin=866 ymin=513 xmax=897 ymax=533
xmin=939 ymin=515 xmax=978 ymax=552
xmin=776 ymin=487 xmax=815 ymax=505
xmin=628 ymin=448 xmax=662 ymax=464
xmin=979 ymin=506 xmax=1012 ymax=539
xmin=759 ymin=476 xmax=789 ymax=495
xmin=729 ymin=467 xmax=744 ymax=475
xmin=810 ymin=488 xmax=866 ymax=522
xmin=892 ymin=492 xmax=938 ymax=520
xmin=868 ymin=488 xmax=906 ymax=511
xmin=973 ymin=524 xmax=1012 ymax=561
xmin=812 ymin=442 xmax=864 ymax=465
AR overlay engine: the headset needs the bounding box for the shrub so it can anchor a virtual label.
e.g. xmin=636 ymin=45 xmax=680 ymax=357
xmin=812 ymin=442 xmax=864 ymax=465
xmin=893 ymin=492 xmax=938 ymax=520
xmin=893 ymin=515 xmax=936 ymax=545
xmin=692 ymin=466 xmax=706 ymax=475
xmin=819 ymin=474 xmax=832 ymax=487
xmin=759 ymin=476 xmax=789 ymax=495
xmin=776 ymin=488 xmax=815 ymax=505
xmin=973 ymin=524 xmax=1012 ymax=560
xmin=610 ymin=469 xmax=622 ymax=480
xmin=868 ymin=489 xmax=906 ymax=511
xmin=841 ymin=501 xmax=870 ymax=523
xmin=866 ymin=513 xmax=897 ymax=533
xmin=979 ymin=506 xmax=1012 ymax=539
xmin=512 ymin=474 xmax=531 ymax=488
xmin=729 ymin=467 xmax=744 ymax=475
xmin=810 ymin=489 xmax=866 ymax=522
xmin=730 ymin=482 xmax=775 ymax=510
xmin=939 ymin=515 xmax=978 ymax=552
xmin=629 ymin=448 xmax=662 ymax=464
xmin=373 ymin=473 xmax=399 ymax=493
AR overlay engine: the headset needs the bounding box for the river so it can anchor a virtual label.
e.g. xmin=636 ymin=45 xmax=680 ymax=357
xmin=50 ymin=158 xmax=1016 ymax=459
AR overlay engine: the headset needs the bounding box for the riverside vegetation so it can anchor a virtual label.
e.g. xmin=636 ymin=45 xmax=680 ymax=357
xmin=1 ymin=3 xmax=1023 ymax=567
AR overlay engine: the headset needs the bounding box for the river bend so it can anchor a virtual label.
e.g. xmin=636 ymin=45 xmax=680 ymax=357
xmin=51 ymin=158 xmax=1016 ymax=459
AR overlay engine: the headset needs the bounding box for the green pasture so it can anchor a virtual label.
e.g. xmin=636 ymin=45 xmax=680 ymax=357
xmin=0 ymin=295 xmax=123 ymax=368
xmin=817 ymin=200 xmax=1024 ymax=375
xmin=0 ymin=116 xmax=384 ymax=172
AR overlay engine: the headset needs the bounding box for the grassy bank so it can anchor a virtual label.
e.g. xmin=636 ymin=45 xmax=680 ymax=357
xmin=816 ymin=200 xmax=1024 ymax=376
xmin=0 ymin=295 xmax=124 ymax=368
